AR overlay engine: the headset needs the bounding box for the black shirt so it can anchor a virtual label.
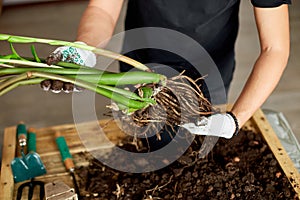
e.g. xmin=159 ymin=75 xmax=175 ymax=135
xmin=120 ymin=0 xmax=291 ymax=98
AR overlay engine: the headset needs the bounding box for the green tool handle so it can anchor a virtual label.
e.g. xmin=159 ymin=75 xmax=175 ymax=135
xmin=27 ymin=131 xmax=36 ymax=153
xmin=55 ymin=136 xmax=75 ymax=171
xmin=16 ymin=123 xmax=27 ymax=147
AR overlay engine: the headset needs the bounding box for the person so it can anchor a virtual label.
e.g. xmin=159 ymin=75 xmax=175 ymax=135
xmin=44 ymin=0 xmax=291 ymax=142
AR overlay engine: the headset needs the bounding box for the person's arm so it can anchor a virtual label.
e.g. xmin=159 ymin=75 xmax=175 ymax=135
xmin=76 ymin=0 xmax=124 ymax=47
xmin=231 ymin=4 xmax=290 ymax=127
xmin=42 ymin=0 xmax=124 ymax=93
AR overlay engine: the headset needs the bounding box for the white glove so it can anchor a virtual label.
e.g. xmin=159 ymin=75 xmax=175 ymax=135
xmin=46 ymin=41 xmax=96 ymax=67
xmin=42 ymin=42 xmax=97 ymax=93
xmin=181 ymin=112 xmax=239 ymax=139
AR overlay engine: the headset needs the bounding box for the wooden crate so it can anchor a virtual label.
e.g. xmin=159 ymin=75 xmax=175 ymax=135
xmin=0 ymin=109 xmax=300 ymax=199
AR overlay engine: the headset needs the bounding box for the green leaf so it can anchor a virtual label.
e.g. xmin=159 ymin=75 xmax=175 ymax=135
xmin=9 ymin=43 xmax=21 ymax=59
xmin=9 ymin=43 xmax=28 ymax=61
xmin=30 ymin=45 xmax=41 ymax=63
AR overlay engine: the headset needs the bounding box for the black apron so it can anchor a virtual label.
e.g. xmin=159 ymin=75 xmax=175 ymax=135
xmin=120 ymin=0 xmax=241 ymax=102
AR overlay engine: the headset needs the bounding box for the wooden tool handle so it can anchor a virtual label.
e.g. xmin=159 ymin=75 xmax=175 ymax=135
xmin=55 ymin=135 xmax=75 ymax=170
xmin=16 ymin=122 xmax=27 ymax=147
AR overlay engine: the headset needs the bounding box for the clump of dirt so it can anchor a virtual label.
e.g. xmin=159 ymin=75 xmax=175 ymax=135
xmin=75 ymin=128 xmax=298 ymax=200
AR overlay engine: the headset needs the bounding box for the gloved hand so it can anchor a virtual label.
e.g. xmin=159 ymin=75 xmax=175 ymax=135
xmin=41 ymin=41 xmax=97 ymax=93
xmin=181 ymin=112 xmax=239 ymax=139
xmin=46 ymin=41 xmax=96 ymax=67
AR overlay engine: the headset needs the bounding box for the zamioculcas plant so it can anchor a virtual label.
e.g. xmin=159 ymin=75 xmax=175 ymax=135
xmin=0 ymin=34 xmax=214 ymax=137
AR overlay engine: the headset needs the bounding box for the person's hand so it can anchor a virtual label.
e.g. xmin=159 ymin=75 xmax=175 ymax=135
xmin=41 ymin=41 xmax=97 ymax=93
xmin=181 ymin=112 xmax=239 ymax=139
xmin=46 ymin=41 xmax=96 ymax=67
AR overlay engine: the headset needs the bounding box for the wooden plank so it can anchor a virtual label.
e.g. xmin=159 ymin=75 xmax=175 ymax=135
xmin=34 ymin=119 xmax=125 ymax=155
xmin=251 ymin=109 xmax=300 ymax=195
xmin=0 ymin=126 xmax=17 ymax=200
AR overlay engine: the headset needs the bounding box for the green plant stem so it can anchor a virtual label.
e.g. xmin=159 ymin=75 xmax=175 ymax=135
xmin=0 ymin=67 xmax=166 ymax=86
xmin=96 ymin=84 xmax=156 ymax=104
xmin=0 ymin=34 xmax=150 ymax=71
xmin=0 ymin=73 xmax=29 ymax=91
xmin=55 ymin=61 xmax=90 ymax=69
xmin=0 ymin=58 xmax=63 ymax=68
xmin=0 ymin=63 xmax=14 ymax=68
xmin=28 ymin=72 xmax=151 ymax=109
xmin=3 ymin=56 xmax=97 ymax=69
xmin=0 ymin=78 xmax=45 ymax=96
xmin=0 ymin=78 xmax=7 ymax=83
xmin=68 ymin=71 xmax=166 ymax=86
xmin=92 ymin=48 xmax=148 ymax=71
xmin=30 ymin=45 xmax=41 ymax=63
xmin=0 ymin=67 xmax=105 ymax=76
xmin=9 ymin=43 xmax=22 ymax=60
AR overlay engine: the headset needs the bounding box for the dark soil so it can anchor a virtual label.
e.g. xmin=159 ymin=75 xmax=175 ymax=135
xmin=76 ymin=129 xmax=299 ymax=200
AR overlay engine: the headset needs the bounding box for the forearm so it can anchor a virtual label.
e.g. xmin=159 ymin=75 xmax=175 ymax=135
xmin=231 ymin=49 xmax=289 ymax=127
xmin=230 ymin=4 xmax=290 ymax=128
xmin=76 ymin=0 xmax=124 ymax=47
xmin=76 ymin=7 xmax=113 ymax=47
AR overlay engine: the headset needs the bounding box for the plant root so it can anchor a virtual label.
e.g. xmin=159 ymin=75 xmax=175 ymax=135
xmin=116 ymin=74 xmax=216 ymax=138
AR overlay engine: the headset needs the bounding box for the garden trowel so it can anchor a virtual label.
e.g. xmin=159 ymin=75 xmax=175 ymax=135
xmin=11 ymin=124 xmax=46 ymax=183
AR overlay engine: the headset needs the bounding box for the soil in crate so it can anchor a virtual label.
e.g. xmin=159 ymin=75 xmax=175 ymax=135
xmin=76 ymin=129 xmax=298 ymax=200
